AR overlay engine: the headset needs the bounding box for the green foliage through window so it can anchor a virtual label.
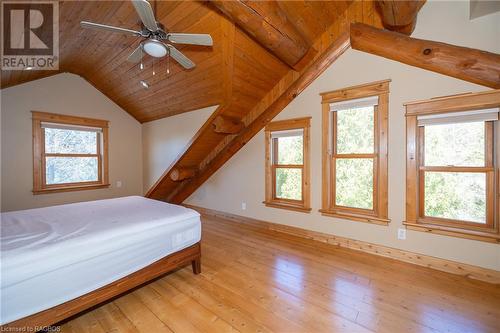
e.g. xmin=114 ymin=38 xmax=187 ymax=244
xmin=274 ymin=134 xmax=303 ymax=201
xmin=276 ymin=136 xmax=303 ymax=165
xmin=334 ymin=106 xmax=375 ymax=210
xmin=423 ymin=121 xmax=487 ymax=223
xmin=335 ymin=158 xmax=373 ymax=209
xmin=276 ymin=168 xmax=302 ymax=201
xmin=337 ymin=106 xmax=374 ymax=154
xmin=424 ymin=172 xmax=486 ymax=223
xmin=424 ymin=122 xmax=484 ymax=167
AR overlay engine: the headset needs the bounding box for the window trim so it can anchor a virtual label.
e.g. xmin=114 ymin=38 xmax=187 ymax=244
xmin=32 ymin=111 xmax=110 ymax=194
xmin=404 ymin=90 xmax=500 ymax=243
xmin=264 ymin=117 xmax=311 ymax=213
xmin=320 ymin=79 xmax=390 ymax=225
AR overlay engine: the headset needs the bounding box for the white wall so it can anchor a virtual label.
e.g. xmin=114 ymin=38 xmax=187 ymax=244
xmin=1 ymin=73 xmax=143 ymax=211
xmin=186 ymin=1 xmax=500 ymax=270
xmin=142 ymin=105 xmax=217 ymax=193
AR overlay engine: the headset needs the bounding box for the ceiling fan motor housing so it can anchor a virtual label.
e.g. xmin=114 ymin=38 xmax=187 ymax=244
xmin=141 ymin=22 xmax=167 ymax=39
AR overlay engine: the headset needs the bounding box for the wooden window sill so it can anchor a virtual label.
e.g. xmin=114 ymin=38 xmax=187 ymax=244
xmin=319 ymin=209 xmax=390 ymax=226
xmin=33 ymin=184 xmax=111 ymax=195
xmin=263 ymin=201 xmax=312 ymax=213
xmin=403 ymin=221 xmax=500 ymax=244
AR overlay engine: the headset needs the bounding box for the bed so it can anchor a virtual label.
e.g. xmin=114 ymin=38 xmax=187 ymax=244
xmin=0 ymin=196 xmax=201 ymax=329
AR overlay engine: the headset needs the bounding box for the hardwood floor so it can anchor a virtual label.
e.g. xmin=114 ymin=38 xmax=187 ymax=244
xmin=60 ymin=215 xmax=500 ymax=333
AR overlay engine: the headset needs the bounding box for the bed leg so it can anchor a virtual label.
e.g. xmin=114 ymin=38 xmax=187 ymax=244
xmin=192 ymin=257 xmax=201 ymax=274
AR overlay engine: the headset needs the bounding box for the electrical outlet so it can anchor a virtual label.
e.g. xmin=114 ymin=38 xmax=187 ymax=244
xmin=116 ymin=180 xmax=122 ymax=188
xmin=241 ymin=202 xmax=247 ymax=210
xmin=397 ymin=228 xmax=406 ymax=240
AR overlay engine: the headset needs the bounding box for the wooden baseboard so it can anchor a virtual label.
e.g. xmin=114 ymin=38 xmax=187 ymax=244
xmin=186 ymin=204 xmax=500 ymax=285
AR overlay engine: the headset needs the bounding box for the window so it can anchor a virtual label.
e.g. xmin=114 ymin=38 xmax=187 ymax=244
xmin=405 ymin=90 xmax=500 ymax=243
xmin=32 ymin=111 xmax=109 ymax=194
xmin=320 ymin=80 xmax=390 ymax=225
xmin=264 ymin=117 xmax=311 ymax=212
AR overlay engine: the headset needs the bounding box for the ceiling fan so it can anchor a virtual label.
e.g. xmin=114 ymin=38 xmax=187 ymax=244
xmin=80 ymin=0 xmax=213 ymax=70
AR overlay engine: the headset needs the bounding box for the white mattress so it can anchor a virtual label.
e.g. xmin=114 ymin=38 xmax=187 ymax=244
xmin=0 ymin=196 xmax=201 ymax=324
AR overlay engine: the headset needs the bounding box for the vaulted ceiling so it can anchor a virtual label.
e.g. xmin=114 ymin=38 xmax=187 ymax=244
xmin=1 ymin=0 xmax=354 ymax=123
xmin=1 ymin=1 xmax=437 ymax=203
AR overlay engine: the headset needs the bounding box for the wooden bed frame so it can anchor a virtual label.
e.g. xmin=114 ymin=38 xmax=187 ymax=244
xmin=2 ymin=242 xmax=201 ymax=330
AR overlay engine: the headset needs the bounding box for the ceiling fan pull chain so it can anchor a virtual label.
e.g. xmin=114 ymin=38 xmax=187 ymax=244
xmin=140 ymin=47 xmax=144 ymax=70
xmin=167 ymin=54 xmax=170 ymax=75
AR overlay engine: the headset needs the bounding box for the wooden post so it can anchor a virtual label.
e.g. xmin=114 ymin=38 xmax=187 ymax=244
xmin=170 ymin=167 xmax=197 ymax=182
xmin=375 ymin=0 xmax=426 ymax=35
xmin=212 ymin=115 xmax=244 ymax=134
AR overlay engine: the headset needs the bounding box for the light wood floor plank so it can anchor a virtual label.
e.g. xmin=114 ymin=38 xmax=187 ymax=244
xmin=59 ymin=215 xmax=500 ymax=333
xmin=202 ymin=218 xmax=500 ymax=332
xmin=113 ymin=293 xmax=174 ymax=333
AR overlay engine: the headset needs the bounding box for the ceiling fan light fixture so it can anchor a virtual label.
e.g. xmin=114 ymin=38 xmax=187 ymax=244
xmin=143 ymin=39 xmax=167 ymax=58
xmin=140 ymin=80 xmax=149 ymax=89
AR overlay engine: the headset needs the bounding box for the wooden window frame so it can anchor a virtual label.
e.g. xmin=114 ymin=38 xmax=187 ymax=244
xmin=32 ymin=111 xmax=110 ymax=194
xmin=264 ymin=117 xmax=311 ymax=213
xmin=404 ymin=90 xmax=500 ymax=243
xmin=320 ymin=80 xmax=390 ymax=225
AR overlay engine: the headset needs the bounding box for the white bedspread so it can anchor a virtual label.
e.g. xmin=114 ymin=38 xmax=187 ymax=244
xmin=0 ymin=196 xmax=201 ymax=324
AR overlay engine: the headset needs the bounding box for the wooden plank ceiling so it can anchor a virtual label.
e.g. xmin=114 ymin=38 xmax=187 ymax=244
xmin=1 ymin=0 xmax=348 ymax=122
xmin=1 ymin=0 xmax=406 ymax=202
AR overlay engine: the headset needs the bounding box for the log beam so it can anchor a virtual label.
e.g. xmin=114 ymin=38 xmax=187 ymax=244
xmin=212 ymin=115 xmax=244 ymax=134
xmin=169 ymin=33 xmax=351 ymax=204
xmin=350 ymin=23 xmax=500 ymax=89
xmin=375 ymin=0 xmax=426 ymax=35
xmin=208 ymin=0 xmax=311 ymax=68
xmin=170 ymin=167 xmax=197 ymax=182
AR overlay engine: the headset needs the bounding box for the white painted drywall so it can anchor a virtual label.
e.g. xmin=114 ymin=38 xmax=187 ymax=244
xmin=1 ymin=73 xmax=143 ymax=211
xmin=186 ymin=1 xmax=500 ymax=270
xmin=141 ymin=105 xmax=217 ymax=193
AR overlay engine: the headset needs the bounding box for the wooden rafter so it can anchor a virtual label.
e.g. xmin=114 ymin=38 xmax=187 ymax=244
xmin=169 ymin=33 xmax=350 ymax=204
xmin=208 ymin=0 xmax=312 ymax=68
xmin=146 ymin=1 xmax=383 ymax=202
xmin=350 ymin=23 xmax=500 ymax=89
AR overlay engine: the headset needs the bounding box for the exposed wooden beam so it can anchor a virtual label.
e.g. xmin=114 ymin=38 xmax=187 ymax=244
xmin=212 ymin=115 xmax=244 ymax=134
xmin=375 ymin=0 xmax=426 ymax=35
xmin=208 ymin=0 xmax=311 ymax=68
xmin=350 ymin=23 xmax=500 ymax=89
xmin=145 ymin=105 xmax=224 ymax=199
xmin=170 ymin=168 xmax=197 ymax=182
xmin=169 ymin=32 xmax=351 ymax=204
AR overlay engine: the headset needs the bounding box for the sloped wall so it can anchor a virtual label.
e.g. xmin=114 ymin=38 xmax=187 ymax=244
xmin=186 ymin=1 xmax=500 ymax=270
xmin=142 ymin=105 xmax=217 ymax=193
xmin=1 ymin=73 xmax=143 ymax=211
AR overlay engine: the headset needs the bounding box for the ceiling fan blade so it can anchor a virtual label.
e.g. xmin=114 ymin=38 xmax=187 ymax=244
xmin=166 ymin=44 xmax=195 ymax=69
xmin=132 ymin=0 xmax=158 ymax=32
xmin=80 ymin=21 xmax=141 ymax=36
xmin=127 ymin=44 xmax=144 ymax=63
xmin=167 ymin=33 xmax=213 ymax=46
